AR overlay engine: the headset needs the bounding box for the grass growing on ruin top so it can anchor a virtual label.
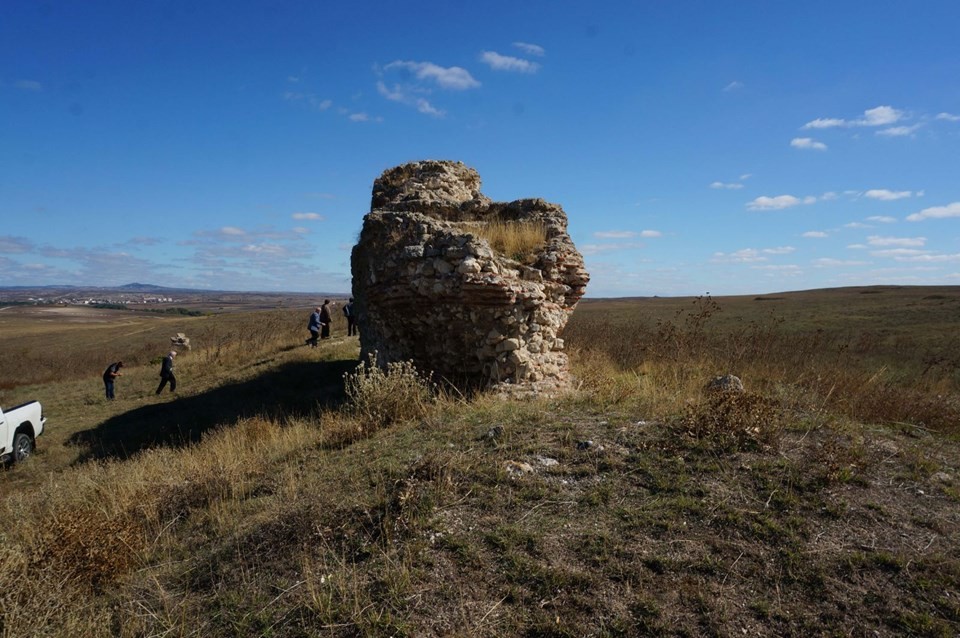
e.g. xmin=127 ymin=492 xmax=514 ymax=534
xmin=472 ymin=219 xmax=547 ymax=264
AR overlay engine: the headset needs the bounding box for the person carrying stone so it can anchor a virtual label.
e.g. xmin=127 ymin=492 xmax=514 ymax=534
xmin=102 ymin=360 xmax=123 ymax=400
xmin=306 ymin=306 xmax=321 ymax=347
xmin=319 ymin=299 xmax=333 ymax=339
xmin=343 ymin=297 xmax=358 ymax=337
xmin=155 ymin=350 xmax=177 ymax=395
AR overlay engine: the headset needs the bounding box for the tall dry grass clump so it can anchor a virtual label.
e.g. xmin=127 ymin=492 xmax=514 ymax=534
xmin=343 ymin=353 xmax=438 ymax=439
xmin=473 ymin=219 xmax=547 ymax=264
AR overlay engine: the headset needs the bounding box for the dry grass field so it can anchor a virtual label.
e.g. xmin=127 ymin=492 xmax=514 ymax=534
xmin=1 ymin=286 xmax=958 ymax=637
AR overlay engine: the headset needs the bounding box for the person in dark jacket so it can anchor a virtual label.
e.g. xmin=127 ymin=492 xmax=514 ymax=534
xmin=343 ymin=297 xmax=358 ymax=337
xmin=102 ymin=361 xmax=123 ymax=400
xmin=155 ymin=350 xmax=177 ymax=395
xmin=319 ymin=299 xmax=333 ymax=339
xmin=306 ymin=306 xmax=321 ymax=347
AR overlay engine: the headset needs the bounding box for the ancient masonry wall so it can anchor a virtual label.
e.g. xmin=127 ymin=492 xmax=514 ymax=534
xmin=351 ymin=160 xmax=589 ymax=393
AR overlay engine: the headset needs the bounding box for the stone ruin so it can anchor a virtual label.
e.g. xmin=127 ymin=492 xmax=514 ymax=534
xmin=350 ymin=160 xmax=589 ymax=393
xmin=170 ymin=333 xmax=191 ymax=350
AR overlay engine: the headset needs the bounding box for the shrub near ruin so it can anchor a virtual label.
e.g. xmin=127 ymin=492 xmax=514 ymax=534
xmin=343 ymin=353 xmax=437 ymax=436
xmin=678 ymin=390 xmax=785 ymax=451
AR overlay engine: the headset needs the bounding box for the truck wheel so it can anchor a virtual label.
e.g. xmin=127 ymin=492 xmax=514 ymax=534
xmin=12 ymin=432 xmax=33 ymax=463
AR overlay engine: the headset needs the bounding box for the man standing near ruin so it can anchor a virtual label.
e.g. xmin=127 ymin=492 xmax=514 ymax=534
xmin=156 ymin=350 xmax=177 ymax=395
xmin=319 ymin=299 xmax=333 ymax=339
xmin=306 ymin=306 xmax=321 ymax=347
xmin=343 ymin=297 xmax=357 ymax=337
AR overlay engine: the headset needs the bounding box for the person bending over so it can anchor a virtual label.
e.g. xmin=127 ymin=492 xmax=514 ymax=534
xmin=102 ymin=360 xmax=123 ymax=399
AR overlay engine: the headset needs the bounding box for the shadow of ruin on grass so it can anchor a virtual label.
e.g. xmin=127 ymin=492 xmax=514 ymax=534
xmin=68 ymin=359 xmax=357 ymax=462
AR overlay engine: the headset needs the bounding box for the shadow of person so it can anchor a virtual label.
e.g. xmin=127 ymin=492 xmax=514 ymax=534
xmin=68 ymin=359 xmax=358 ymax=462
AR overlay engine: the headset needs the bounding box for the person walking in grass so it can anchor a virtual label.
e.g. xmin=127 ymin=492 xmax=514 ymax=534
xmin=319 ymin=299 xmax=333 ymax=340
xmin=343 ymin=297 xmax=358 ymax=337
xmin=306 ymin=306 xmax=321 ymax=347
xmin=102 ymin=360 xmax=123 ymax=400
xmin=155 ymin=350 xmax=177 ymax=395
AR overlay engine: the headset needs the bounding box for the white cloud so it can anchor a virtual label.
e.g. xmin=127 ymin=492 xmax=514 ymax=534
xmin=890 ymin=252 xmax=960 ymax=263
xmin=907 ymin=201 xmax=960 ymax=222
xmin=845 ymin=222 xmax=871 ymax=229
xmin=847 ymin=244 xmax=867 ymax=249
xmin=711 ymin=248 xmax=766 ymax=263
xmin=865 ymin=215 xmax=897 ymax=223
xmin=241 ymin=243 xmax=289 ymax=256
xmin=376 ymin=80 xmax=445 ymax=117
xmin=876 ymin=124 xmax=922 ymax=137
xmin=291 ymin=212 xmax=324 ymax=221
xmin=747 ymin=195 xmax=814 ymax=211
xmin=802 ymin=231 xmax=828 ymax=238
xmin=802 ymin=105 xmax=903 ymax=130
xmin=580 ymin=242 xmax=646 ymax=256
xmin=593 ymin=230 xmax=662 ymax=239
xmin=480 ymin=51 xmax=540 ymax=73
xmin=0 ymin=235 xmax=34 ymax=253
xmin=383 ymin=60 xmax=480 ymax=90
xmin=813 ymin=258 xmax=870 ymax=267
xmin=710 ymin=181 xmax=743 ymax=190
xmin=763 ymin=246 xmax=795 ymax=255
xmin=870 ymin=248 xmax=929 ymax=258
xmin=376 ymin=81 xmax=404 ymax=102
xmin=790 ymin=137 xmax=827 ymax=150
xmin=348 ymin=112 xmax=370 ymax=122
xmin=14 ymin=79 xmax=42 ymax=91
xmin=740 ymin=173 xmax=752 ymax=181
xmin=292 ymin=227 xmax=309 ymax=234
xmin=861 ymin=106 xmax=902 ymax=126
xmin=752 ymin=265 xmax=803 ymax=275
xmin=594 ymin=230 xmax=635 ymax=239
xmin=821 ymin=192 xmax=839 ymax=201
xmin=803 ymin=117 xmax=846 ymax=129
xmin=864 ymin=189 xmax=912 ymax=201
xmin=414 ymin=98 xmax=443 ymax=116
xmin=723 ymin=81 xmax=744 ymax=92
xmin=220 ymin=226 xmax=246 ymax=236
xmin=936 ymin=112 xmax=960 ymax=122
xmin=867 ymin=235 xmax=926 ymax=247
xmin=513 ymin=42 xmax=545 ymax=57
xmin=283 ymin=92 xmax=332 ymax=111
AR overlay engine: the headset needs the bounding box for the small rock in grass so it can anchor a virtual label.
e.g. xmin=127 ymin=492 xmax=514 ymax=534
xmin=706 ymin=374 xmax=744 ymax=393
xmin=505 ymin=460 xmax=534 ymax=475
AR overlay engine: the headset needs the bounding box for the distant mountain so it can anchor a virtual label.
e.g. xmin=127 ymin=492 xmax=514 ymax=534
xmin=117 ymin=283 xmax=174 ymax=292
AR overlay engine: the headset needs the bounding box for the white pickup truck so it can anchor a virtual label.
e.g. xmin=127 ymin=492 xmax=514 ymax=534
xmin=0 ymin=401 xmax=46 ymax=465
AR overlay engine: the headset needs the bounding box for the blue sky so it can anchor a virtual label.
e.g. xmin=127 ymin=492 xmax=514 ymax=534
xmin=2 ymin=1 xmax=959 ymax=297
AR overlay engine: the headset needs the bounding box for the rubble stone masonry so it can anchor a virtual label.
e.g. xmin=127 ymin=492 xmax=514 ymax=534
xmin=351 ymin=160 xmax=589 ymax=393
